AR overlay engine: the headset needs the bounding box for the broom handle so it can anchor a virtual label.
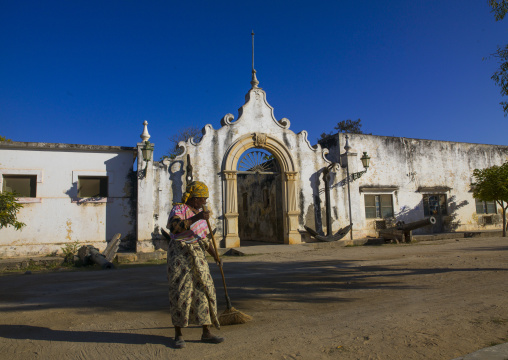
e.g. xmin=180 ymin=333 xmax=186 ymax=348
xmin=202 ymin=206 xmax=233 ymax=309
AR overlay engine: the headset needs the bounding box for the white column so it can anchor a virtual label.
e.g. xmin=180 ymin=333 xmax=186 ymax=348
xmin=285 ymin=171 xmax=302 ymax=244
xmin=223 ymin=170 xmax=240 ymax=248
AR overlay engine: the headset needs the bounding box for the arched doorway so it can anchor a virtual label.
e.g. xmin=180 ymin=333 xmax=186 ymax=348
xmin=237 ymin=148 xmax=284 ymax=244
xmin=222 ymin=133 xmax=301 ymax=248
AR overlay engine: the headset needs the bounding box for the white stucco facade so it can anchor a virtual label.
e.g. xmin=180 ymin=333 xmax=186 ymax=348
xmin=321 ymin=134 xmax=508 ymax=238
xmin=0 ymin=142 xmax=137 ymax=257
xmin=2 ymin=77 xmax=508 ymax=258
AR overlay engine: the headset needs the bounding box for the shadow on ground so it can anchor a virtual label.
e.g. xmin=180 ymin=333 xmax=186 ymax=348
xmin=0 ymin=324 xmax=172 ymax=345
xmin=1 ymin=251 xmax=506 ymax=314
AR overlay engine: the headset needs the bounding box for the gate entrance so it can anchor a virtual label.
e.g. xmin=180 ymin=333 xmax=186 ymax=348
xmin=237 ymin=149 xmax=284 ymax=244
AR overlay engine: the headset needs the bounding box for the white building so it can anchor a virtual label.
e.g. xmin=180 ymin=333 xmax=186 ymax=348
xmin=320 ymin=133 xmax=508 ymax=238
xmin=2 ymin=72 xmax=507 ymax=258
xmin=0 ymin=142 xmax=137 ymax=257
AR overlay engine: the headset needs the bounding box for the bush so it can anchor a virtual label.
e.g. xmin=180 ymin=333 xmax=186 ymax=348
xmin=0 ymin=191 xmax=25 ymax=230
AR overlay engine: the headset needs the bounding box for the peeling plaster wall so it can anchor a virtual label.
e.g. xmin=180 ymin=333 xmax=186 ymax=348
xmin=136 ymin=88 xmax=508 ymax=248
xmin=0 ymin=142 xmax=136 ymax=258
xmin=323 ymin=134 xmax=508 ymax=237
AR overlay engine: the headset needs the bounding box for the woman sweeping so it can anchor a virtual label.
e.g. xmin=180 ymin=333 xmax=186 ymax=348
xmin=166 ymin=180 xmax=224 ymax=349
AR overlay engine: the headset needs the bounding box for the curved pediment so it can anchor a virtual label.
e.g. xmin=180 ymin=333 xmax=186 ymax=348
xmin=173 ymin=80 xmax=330 ymax=171
xmin=220 ymin=88 xmax=291 ymax=131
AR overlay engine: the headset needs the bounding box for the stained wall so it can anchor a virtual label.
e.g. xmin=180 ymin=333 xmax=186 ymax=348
xmin=0 ymin=142 xmax=137 ymax=257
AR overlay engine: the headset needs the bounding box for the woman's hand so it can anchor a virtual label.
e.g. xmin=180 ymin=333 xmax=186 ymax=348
xmin=196 ymin=210 xmax=210 ymax=221
xmin=190 ymin=210 xmax=210 ymax=224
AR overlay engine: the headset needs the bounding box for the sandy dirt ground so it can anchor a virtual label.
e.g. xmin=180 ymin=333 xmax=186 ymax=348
xmin=0 ymin=237 xmax=507 ymax=360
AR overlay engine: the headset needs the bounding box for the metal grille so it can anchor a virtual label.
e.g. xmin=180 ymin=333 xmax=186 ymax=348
xmin=375 ymin=220 xmax=387 ymax=230
xmin=237 ymin=150 xmax=278 ymax=173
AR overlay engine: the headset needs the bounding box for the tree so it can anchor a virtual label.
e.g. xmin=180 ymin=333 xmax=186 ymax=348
xmin=163 ymin=126 xmax=202 ymax=160
xmin=335 ymin=119 xmax=368 ymax=134
xmin=472 ymin=162 xmax=508 ymax=236
xmin=488 ymin=0 xmax=508 ymax=116
xmin=0 ymin=135 xmax=12 ymax=142
xmin=319 ymin=118 xmax=370 ymax=140
xmin=0 ymin=191 xmax=26 ymax=230
xmin=490 ymin=0 xmax=508 ymax=21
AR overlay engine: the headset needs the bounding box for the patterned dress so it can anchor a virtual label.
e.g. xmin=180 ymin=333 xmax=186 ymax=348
xmin=166 ymin=204 xmax=220 ymax=329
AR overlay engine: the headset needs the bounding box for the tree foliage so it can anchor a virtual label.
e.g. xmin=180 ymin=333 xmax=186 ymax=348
xmin=163 ymin=126 xmax=202 ymax=160
xmin=489 ymin=0 xmax=508 ymax=20
xmin=488 ymin=0 xmax=508 ymax=115
xmin=0 ymin=136 xmax=23 ymax=230
xmin=0 ymin=191 xmax=26 ymax=230
xmin=335 ymin=119 xmax=368 ymax=134
xmin=319 ymin=118 xmax=370 ymax=140
xmin=472 ymin=161 xmax=508 ymax=236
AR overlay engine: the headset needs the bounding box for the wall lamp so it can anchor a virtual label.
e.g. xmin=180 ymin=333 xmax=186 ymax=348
xmin=141 ymin=140 xmax=154 ymax=177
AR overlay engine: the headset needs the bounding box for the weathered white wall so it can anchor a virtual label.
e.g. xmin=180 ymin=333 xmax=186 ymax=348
xmin=147 ymin=83 xmax=333 ymax=247
xmin=4 ymin=111 xmax=507 ymax=256
xmin=0 ymin=142 xmax=136 ymax=258
xmin=140 ymin=82 xmax=508 ymax=248
xmin=322 ymin=134 xmax=508 ymax=237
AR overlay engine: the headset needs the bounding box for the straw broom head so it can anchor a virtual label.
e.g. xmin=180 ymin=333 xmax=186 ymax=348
xmin=219 ymin=306 xmax=253 ymax=326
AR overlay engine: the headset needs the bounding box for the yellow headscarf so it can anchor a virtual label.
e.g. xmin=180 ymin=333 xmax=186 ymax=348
xmin=180 ymin=181 xmax=209 ymax=204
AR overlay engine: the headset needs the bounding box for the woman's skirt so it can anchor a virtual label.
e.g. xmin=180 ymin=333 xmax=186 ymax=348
xmin=166 ymin=239 xmax=220 ymax=329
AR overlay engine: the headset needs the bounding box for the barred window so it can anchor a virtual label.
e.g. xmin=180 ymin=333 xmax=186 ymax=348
xmin=423 ymin=194 xmax=447 ymax=216
xmin=475 ymin=199 xmax=497 ymax=214
xmin=365 ymin=194 xmax=393 ymax=219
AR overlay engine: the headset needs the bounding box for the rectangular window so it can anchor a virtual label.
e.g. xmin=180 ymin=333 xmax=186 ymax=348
xmin=2 ymin=175 xmax=37 ymax=197
xmin=423 ymin=194 xmax=447 ymax=216
xmin=78 ymin=176 xmax=108 ymax=198
xmin=475 ymin=199 xmax=497 ymax=214
xmin=365 ymin=194 xmax=394 ymax=219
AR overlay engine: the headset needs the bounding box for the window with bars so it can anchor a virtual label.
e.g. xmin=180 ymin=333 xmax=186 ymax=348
xmin=423 ymin=194 xmax=447 ymax=216
xmin=475 ymin=199 xmax=497 ymax=214
xmin=365 ymin=194 xmax=393 ymax=219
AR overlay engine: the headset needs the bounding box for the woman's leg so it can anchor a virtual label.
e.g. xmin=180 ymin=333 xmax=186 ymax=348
xmin=202 ymin=325 xmax=210 ymax=336
xmin=174 ymin=326 xmax=185 ymax=348
xmin=175 ymin=326 xmax=183 ymax=337
xmin=201 ymin=325 xmax=225 ymax=343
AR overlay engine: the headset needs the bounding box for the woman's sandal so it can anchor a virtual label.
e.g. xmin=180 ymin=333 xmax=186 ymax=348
xmin=201 ymin=334 xmax=225 ymax=344
xmin=174 ymin=336 xmax=186 ymax=349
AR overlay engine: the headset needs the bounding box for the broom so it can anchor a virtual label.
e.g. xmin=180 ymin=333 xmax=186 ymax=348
xmin=203 ymin=205 xmax=253 ymax=325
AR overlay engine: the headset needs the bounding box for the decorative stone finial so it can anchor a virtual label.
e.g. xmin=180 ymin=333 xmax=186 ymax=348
xmin=344 ymin=134 xmax=351 ymax=152
xmin=251 ymin=69 xmax=259 ymax=89
xmin=140 ymin=120 xmax=151 ymax=142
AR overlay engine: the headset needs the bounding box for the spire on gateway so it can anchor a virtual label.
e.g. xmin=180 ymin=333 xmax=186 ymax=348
xmin=250 ymin=30 xmax=260 ymax=89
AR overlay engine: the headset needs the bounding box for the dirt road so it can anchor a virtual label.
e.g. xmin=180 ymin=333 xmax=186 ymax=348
xmin=0 ymin=237 xmax=507 ymax=360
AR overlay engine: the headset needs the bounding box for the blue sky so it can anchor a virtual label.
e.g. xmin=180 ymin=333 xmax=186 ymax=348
xmin=1 ymin=0 xmax=507 ymax=160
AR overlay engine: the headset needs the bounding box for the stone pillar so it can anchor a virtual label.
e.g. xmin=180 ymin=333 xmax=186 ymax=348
xmin=223 ymin=170 xmax=240 ymax=248
xmin=344 ymin=150 xmax=361 ymax=239
xmin=285 ymin=171 xmax=302 ymax=244
xmin=136 ymin=121 xmax=155 ymax=253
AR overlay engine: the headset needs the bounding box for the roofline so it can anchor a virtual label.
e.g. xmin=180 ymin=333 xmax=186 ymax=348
xmin=0 ymin=141 xmax=136 ymax=152
xmin=319 ymin=133 xmax=508 ymax=148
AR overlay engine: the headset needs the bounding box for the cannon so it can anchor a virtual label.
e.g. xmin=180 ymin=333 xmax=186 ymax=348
xmin=378 ymin=216 xmax=436 ymax=243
